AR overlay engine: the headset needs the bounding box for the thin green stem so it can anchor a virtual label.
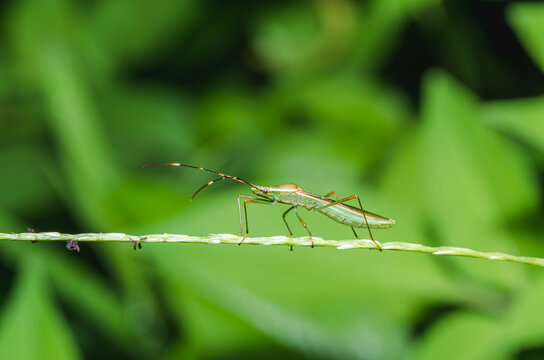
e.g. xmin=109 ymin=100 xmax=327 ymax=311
xmin=1 ymin=232 xmax=543 ymax=267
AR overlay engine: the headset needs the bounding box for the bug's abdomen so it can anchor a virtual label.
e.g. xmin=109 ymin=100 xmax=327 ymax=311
xmin=318 ymin=204 xmax=395 ymax=229
xmin=281 ymin=190 xmax=395 ymax=229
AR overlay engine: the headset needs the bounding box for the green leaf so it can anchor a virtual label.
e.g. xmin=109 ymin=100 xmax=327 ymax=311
xmin=151 ymin=248 xmax=411 ymax=360
xmin=418 ymin=70 xmax=535 ymax=287
xmin=0 ymin=242 xmax=140 ymax=357
xmin=419 ymin=70 xmax=537 ymax=239
xmin=266 ymin=73 xmax=411 ymax=167
xmin=0 ymin=146 xmax=54 ymax=213
xmin=483 ymin=96 xmax=544 ymax=156
xmin=498 ymin=273 xmax=544 ymax=353
xmin=415 ymin=312 xmax=504 ymax=360
xmin=508 ymin=3 xmax=544 ymax=74
xmin=0 ymin=256 xmax=81 ymax=360
xmin=8 ymin=0 xmax=117 ymax=227
xmin=86 ymin=0 xmax=200 ymax=72
xmin=418 ymin=273 xmax=544 ymax=359
xmin=164 ymin=290 xmax=286 ymax=359
xmin=349 ymin=0 xmax=440 ymax=71
xmin=252 ymin=2 xmax=323 ymax=74
xmin=100 ymin=85 xmax=195 ymax=163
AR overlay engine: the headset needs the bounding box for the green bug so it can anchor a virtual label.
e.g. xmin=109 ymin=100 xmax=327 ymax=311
xmin=144 ymin=163 xmax=395 ymax=250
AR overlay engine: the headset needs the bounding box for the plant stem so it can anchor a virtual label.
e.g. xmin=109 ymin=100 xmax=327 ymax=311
xmin=1 ymin=232 xmax=543 ymax=267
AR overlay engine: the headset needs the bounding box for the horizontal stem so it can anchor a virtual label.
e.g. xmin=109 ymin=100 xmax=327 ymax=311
xmin=1 ymin=232 xmax=543 ymax=267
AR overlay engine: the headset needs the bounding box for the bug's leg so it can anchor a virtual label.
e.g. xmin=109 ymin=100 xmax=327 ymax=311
xmin=235 ymin=195 xmax=249 ymax=236
xmin=236 ymin=195 xmax=267 ymax=235
xmin=282 ymin=206 xmax=295 ymax=238
xmin=351 ymin=227 xmax=360 ymax=239
xmin=293 ymin=207 xmax=313 ymax=248
xmin=236 ymin=195 xmax=274 ymax=245
xmin=325 ymin=193 xmax=350 ymax=242
xmin=323 ymin=191 xmax=339 ymax=200
xmin=313 ymin=195 xmax=382 ymax=251
xmin=325 ymin=192 xmax=363 ymax=242
xmin=282 ymin=206 xmax=295 ymax=251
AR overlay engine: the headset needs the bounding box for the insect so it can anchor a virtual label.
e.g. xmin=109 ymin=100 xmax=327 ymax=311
xmin=144 ymin=163 xmax=395 ymax=250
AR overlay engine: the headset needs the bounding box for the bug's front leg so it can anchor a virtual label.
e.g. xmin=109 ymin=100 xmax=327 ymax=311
xmin=236 ymin=195 xmax=274 ymax=245
xmin=323 ymin=191 xmax=339 ymax=200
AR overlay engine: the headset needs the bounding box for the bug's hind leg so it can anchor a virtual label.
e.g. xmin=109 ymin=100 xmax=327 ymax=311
xmin=313 ymin=195 xmax=382 ymax=251
xmin=328 ymin=192 xmax=365 ymax=249
xmin=351 ymin=227 xmax=378 ymax=250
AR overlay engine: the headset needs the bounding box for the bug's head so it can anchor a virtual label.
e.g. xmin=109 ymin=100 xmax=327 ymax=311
xmin=252 ymin=183 xmax=299 ymax=199
xmin=252 ymin=186 xmax=274 ymax=199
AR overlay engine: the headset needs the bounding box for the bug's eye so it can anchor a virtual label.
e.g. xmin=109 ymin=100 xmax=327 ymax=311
xmin=262 ymin=188 xmax=269 ymax=194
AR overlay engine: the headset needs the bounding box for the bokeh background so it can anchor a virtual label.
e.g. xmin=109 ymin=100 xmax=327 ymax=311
xmin=1 ymin=0 xmax=544 ymax=359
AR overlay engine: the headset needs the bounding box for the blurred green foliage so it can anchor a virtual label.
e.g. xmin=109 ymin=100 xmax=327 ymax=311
xmin=1 ymin=0 xmax=544 ymax=359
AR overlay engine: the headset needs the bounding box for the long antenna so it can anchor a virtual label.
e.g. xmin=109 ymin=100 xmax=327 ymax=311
xmin=143 ymin=163 xmax=258 ymax=200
